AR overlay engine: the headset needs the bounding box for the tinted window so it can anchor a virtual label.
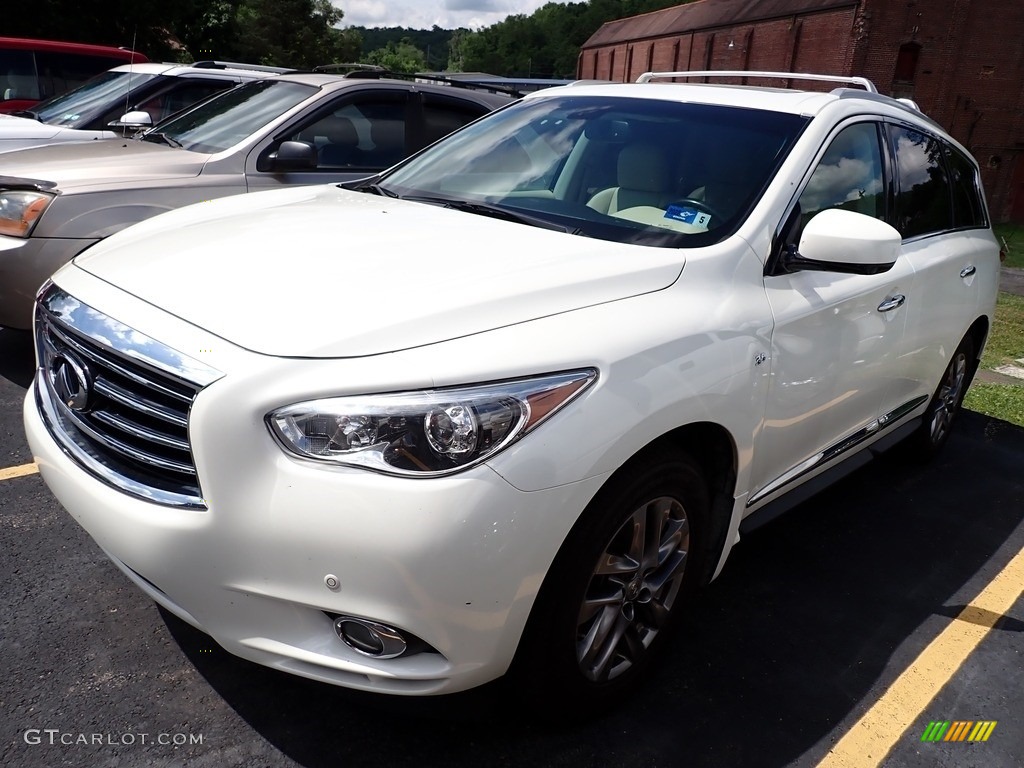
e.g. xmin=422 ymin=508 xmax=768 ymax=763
xmin=287 ymin=93 xmax=407 ymax=170
xmin=34 ymin=52 xmax=131 ymax=100
xmin=944 ymin=144 xmax=987 ymax=229
xmin=422 ymin=94 xmax=487 ymax=145
xmin=0 ymin=50 xmax=39 ymax=101
xmin=888 ymin=124 xmax=953 ymax=239
xmin=134 ymin=79 xmax=233 ymax=124
xmin=798 ymin=122 xmax=884 ymax=233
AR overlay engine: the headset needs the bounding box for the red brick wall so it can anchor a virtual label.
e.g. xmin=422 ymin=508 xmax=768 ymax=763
xmin=579 ymin=0 xmax=1023 ymax=218
xmin=855 ymin=0 xmax=1024 ymax=220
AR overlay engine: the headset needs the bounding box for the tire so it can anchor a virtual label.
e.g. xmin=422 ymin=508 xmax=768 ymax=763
xmin=911 ymin=333 xmax=976 ymax=458
xmin=513 ymin=450 xmax=710 ymax=717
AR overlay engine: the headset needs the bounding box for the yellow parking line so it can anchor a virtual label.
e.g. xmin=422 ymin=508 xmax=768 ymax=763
xmin=0 ymin=462 xmax=39 ymax=481
xmin=818 ymin=545 xmax=1024 ymax=767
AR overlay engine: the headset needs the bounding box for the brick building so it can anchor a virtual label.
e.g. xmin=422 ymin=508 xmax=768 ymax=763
xmin=578 ymin=0 xmax=1024 ymax=222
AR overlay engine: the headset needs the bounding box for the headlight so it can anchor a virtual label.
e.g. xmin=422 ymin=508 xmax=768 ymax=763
xmin=267 ymin=369 xmax=598 ymax=476
xmin=0 ymin=189 xmax=54 ymax=237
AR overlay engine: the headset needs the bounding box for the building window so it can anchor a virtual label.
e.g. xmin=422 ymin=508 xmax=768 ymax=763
xmin=894 ymin=42 xmax=921 ymax=83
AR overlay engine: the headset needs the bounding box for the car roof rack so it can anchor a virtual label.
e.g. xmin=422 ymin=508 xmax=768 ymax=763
xmin=636 ymin=70 xmax=877 ymax=93
xmin=191 ymin=60 xmax=294 ymax=74
xmin=311 ymin=64 xmax=523 ymax=97
xmin=312 ymin=63 xmax=387 ymax=74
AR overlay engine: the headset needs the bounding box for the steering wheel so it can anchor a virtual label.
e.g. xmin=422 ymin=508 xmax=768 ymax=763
xmin=667 ymin=198 xmax=722 ymax=223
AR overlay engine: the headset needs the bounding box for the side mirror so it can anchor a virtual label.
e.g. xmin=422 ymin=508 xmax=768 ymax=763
xmin=109 ymin=110 xmax=153 ymax=130
xmin=259 ymin=140 xmax=317 ymax=172
xmin=784 ymin=208 xmax=901 ymax=275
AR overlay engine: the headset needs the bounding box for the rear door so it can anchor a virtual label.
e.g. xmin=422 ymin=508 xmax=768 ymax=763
xmin=882 ymin=123 xmax=995 ymax=407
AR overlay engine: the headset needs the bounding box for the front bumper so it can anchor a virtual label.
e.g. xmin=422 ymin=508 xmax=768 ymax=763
xmin=0 ymin=235 xmax=97 ymax=329
xmin=25 ymin=372 xmax=602 ymax=694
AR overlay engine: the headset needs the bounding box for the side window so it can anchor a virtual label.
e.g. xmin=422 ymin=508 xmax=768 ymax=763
xmin=34 ymin=53 xmax=128 ymax=100
xmin=287 ymin=93 xmax=408 ymax=171
xmin=944 ymin=144 xmax=987 ymax=229
xmin=0 ymin=50 xmax=40 ymax=101
xmin=138 ymin=80 xmax=235 ymax=124
xmin=797 ymin=122 xmax=885 ymax=233
xmin=421 ymin=95 xmax=487 ymax=146
xmin=887 ymin=124 xmax=953 ymax=239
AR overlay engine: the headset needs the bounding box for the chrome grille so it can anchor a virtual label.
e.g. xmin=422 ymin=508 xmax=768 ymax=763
xmin=34 ymin=284 xmax=223 ymax=509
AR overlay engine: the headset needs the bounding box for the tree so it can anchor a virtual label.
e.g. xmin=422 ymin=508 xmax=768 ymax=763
xmin=364 ymin=41 xmax=426 ymax=73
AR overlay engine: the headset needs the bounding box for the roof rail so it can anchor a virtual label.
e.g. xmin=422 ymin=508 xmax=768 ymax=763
xmin=312 ymin=62 xmax=386 ymax=74
xmin=310 ymin=64 xmax=523 ymax=97
xmin=636 ymin=70 xmax=877 ymax=93
xmin=191 ymin=60 xmax=293 ymax=74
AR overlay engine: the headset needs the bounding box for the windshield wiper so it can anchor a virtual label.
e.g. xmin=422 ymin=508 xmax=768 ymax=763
xmin=11 ymin=110 xmax=41 ymax=121
xmin=142 ymin=132 xmax=182 ymax=148
xmin=401 ymin=195 xmax=574 ymax=234
xmin=349 ymin=180 xmax=398 ymax=197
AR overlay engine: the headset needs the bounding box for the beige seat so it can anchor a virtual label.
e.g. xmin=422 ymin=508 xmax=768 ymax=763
xmin=587 ymin=144 xmax=672 ymax=215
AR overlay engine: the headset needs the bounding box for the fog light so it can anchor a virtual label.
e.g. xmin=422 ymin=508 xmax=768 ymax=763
xmin=334 ymin=616 xmax=408 ymax=659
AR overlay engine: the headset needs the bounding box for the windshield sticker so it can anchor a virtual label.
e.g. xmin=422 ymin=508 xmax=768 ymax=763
xmin=665 ymin=205 xmax=711 ymax=228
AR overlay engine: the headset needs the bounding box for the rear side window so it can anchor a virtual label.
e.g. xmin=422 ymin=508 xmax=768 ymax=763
xmin=887 ymin=124 xmax=953 ymax=239
xmin=422 ymin=94 xmax=488 ymax=146
xmin=34 ymin=52 xmax=132 ymax=100
xmin=944 ymin=144 xmax=987 ymax=229
xmin=0 ymin=49 xmax=39 ymax=101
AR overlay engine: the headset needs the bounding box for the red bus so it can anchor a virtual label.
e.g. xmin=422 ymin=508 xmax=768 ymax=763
xmin=0 ymin=37 xmax=148 ymax=113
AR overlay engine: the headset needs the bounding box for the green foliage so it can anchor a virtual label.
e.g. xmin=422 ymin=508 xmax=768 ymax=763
xmin=965 ymin=292 xmax=1024 ymax=428
xmin=5 ymin=0 xmax=360 ymax=68
xmin=993 ymin=222 xmax=1024 ymax=269
xmin=8 ymin=0 xmax=688 ymax=75
xmin=364 ymin=41 xmax=426 ymax=74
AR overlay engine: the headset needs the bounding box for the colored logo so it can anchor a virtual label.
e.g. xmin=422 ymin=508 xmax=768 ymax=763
xmin=921 ymin=720 xmax=997 ymax=742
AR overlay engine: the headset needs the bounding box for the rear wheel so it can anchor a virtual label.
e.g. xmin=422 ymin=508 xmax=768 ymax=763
xmin=514 ymin=451 xmax=710 ymax=716
xmin=912 ymin=334 xmax=976 ymax=457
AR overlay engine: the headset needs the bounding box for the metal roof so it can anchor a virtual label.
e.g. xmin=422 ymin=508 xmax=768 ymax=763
xmin=582 ymin=0 xmax=859 ymax=48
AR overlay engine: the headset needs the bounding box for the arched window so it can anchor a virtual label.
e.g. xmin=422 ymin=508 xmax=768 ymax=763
xmin=894 ymin=42 xmax=921 ymax=83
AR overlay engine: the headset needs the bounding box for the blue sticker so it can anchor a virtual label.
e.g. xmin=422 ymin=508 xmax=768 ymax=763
xmin=665 ymin=205 xmax=711 ymax=227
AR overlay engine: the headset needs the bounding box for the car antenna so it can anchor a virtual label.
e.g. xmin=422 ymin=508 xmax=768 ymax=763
xmin=123 ymin=27 xmax=137 ymax=135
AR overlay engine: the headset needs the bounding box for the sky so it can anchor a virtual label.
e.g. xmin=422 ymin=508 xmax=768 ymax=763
xmin=334 ymin=1 xmax=574 ymax=30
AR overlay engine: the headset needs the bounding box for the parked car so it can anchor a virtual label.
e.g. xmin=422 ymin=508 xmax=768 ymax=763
xmin=0 ymin=60 xmax=287 ymax=153
xmin=25 ymin=70 xmax=999 ymax=714
xmin=0 ymin=37 xmax=148 ymax=114
xmin=0 ymin=72 xmax=512 ymax=328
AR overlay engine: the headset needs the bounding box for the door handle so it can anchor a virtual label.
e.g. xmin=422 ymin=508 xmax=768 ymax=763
xmin=877 ymin=294 xmax=906 ymax=312
xmin=960 ymin=265 xmax=976 ymax=278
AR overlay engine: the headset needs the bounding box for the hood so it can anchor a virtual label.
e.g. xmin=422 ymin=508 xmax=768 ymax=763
xmin=74 ymin=185 xmax=686 ymax=358
xmin=0 ymin=140 xmax=204 ymax=189
xmin=0 ymin=114 xmax=114 ymax=152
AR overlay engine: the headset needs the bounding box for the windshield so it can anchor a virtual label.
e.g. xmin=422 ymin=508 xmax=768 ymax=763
xmin=142 ymin=79 xmax=316 ymax=154
xmin=379 ymin=95 xmax=809 ymax=248
xmin=35 ymin=70 xmax=160 ymax=126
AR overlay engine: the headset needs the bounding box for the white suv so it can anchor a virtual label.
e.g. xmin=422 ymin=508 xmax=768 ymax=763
xmin=24 ymin=71 xmax=1000 ymax=713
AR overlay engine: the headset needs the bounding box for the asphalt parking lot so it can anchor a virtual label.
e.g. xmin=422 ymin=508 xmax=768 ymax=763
xmin=1 ymin=324 xmax=1022 ymax=768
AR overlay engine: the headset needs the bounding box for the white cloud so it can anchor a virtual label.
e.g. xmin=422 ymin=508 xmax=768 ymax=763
xmin=336 ymin=1 xmax=572 ymax=30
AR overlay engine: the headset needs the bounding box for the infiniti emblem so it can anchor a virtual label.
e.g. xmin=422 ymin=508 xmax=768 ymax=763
xmin=49 ymin=352 xmax=93 ymax=412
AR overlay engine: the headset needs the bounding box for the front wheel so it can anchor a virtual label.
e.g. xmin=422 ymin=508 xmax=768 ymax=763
xmin=514 ymin=451 xmax=710 ymax=716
